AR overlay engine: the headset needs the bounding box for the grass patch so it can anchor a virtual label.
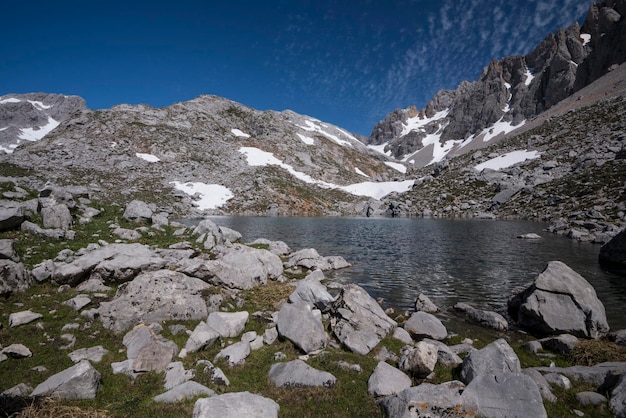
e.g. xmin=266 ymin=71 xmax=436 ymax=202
xmin=568 ymin=339 xmax=626 ymax=366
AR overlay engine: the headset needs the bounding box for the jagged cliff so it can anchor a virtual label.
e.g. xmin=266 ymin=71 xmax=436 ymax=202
xmin=369 ymin=0 xmax=626 ymax=166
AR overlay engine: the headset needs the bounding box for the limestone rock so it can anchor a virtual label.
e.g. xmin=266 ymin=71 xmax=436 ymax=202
xmin=30 ymin=360 xmax=101 ymax=400
xmin=154 ymin=381 xmax=215 ymax=403
xmin=539 ymin=334 xmax=579 ymax=354
xmin=0 ymin=201 xmax=25 ymax=231
xmin=461 ymin=373 xmax=547 ymax=418
xmin=0 ymin=239 xmax=19 ymax=262
xmin=576 ymin=391 xmax=607 ymax=406
xmin=247 ymin=238 xmax=291 ymax=256
xmin=180 ymin=321 xmax=220 ymax=357
xmin=41 ymin=203 xmax=72 ymax=230
xmin=508 ymin=261 xmax=609 ymax=338
xmin=610 ymin=372 xmax=626 ymax=418
xmin=460 ymin=338 xmax=521 ymax=384
xmin=398 ymin=341 xmax=438 ymax=378
xmin=276 ymin=302 xmax=327 ymax=354
xmin=98 ymin=270 xmax=211 ymax=333
xmin=532 ymin=362 xmax=626 ymax=388
xmin=368 ymin=361 xmax=412 ymax=397
xmin=331 ymin=284 xmax=396 ymax=355
xmin=522 ymin=368 xmax=557 ymax=403
xmin=206 ymin=311 xmax=248 ymax=338
xmin=269 ymin=359 xmax=336 ymax=388
xmin=403 ymin=311 xmax=447 ymax=340
xmin=288 ymin=279 xmax=335 ymax=312
xmin=193 ymin=391 xmax=279 ymax=418
xmin=164 ymin=361 xmax=195 ymax=390
xmin=214 ymin=341 xmax=251 ymax=367
xmin=423 ymin=338 xmax=463 ymax=367
xmin=62 ymin=294 xmax=91 ymax=311
xmin=414 ymin=293 xmax=439 ymax=313
xmin=123 ymin=199 xmax=153 ymax=222
xmin=2 ymin=343 xmax=32 ymax=358
xmin=599 ymin=228 xmax=626 ymax=266
xmin=8 ymin=310 xmax=42 ymax=327
xmin=68 ymin=346 xmax=109 ymax=363
xmin=0 ymin=260 xmax=31 ymax=295
xmin=118 ymin=324 xmax=178 ymax=374
xmin=454 ymin=302 xmax=508 ymax=331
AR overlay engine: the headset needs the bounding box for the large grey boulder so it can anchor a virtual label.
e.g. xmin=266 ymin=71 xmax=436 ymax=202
xmin=193 ymin=219 xmax=226 ymax=249
xmin=368 ymin=361 xmax=412 ymax=397
xmin=30 ymin=360 xmax=101 ymax=400
xmin=610 ymin=372 xmax=626 ymax=418
xmin=8 ymin=310 xmax=42 ymax=327
xmin=193 ymin=391 xmax=279 ymax=418
xmin=123 ymin=199 xmax=153 ymax=223
xmin=453 ymin=302 xmax=508 ymax=331
xmin=188 ymin=244 xmax=283 ymax=290
xmin=53 ymin=243 xmax=166 ymax=286
xmin=0 ymin=260 xmax=31 ymax=295
xmin=154 ymin=381 xmax=215 ymax=403
xmin=98 ymin=270 xmax=211 ymax=333
xmin=461 ymin=372 xmax=547 ymax=418
xmin=378 ymin=381 xmax=477 ymax=418
xmin=248 ymin=238 xmax=291 ymax=256
xmin=269 ymin=359 xmax=336 ymax=388
xmin=206 ymin=311 xmax=248 ymax=338
xmin=276 ymin=302 xmax=327 ymax=354
xmin=423 ymin=338 xmax=463 ymax=367
xmin=459 ymin=338 xmax=521 ymax=384
xmin=0 ymin=201 xmax=25 ymax=231
xmin=214 ymin=341 xmax=251 ymax=367
xmin=398 ymin=341 xmax=439 ymax=378
xmin=288 ymin=278 xmax=335 ymax=312
xmin=68 ymin=346 xmax=109 ymax=363
xmin=0 ymin=239 xmax=19 ymax=262
xmin=331 ymin=284 xmax=396 ymax=355
xmin=522 ymin=368 xmax=557 ymax=403
xmin=2 ymin=343 xmax=32 ymax=358
xmin=163 ymin=361 xmax=194 ymax=390
xmin=114 ymin=324 xmax=178 ymax=374
xmin=403 ymin=311 xmax=447 ymax=340
xmin=41 ymin=203 xmax=72 ymax=230
xmin=285 ymin=248 xmax=331 ymax=270
xmin=532 ymin=362 xmax=626 ymax=388
xmin=508 ymin=261 xmax=609 ymax=338
xmin=414 ymin=293 xmax=439 ymax=313
xmin=179 ymin=321 xmax=220 ymax=358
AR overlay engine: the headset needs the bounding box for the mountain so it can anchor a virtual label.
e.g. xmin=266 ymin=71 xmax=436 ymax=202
xmin=0 ymin=95 xmax=406 ymax=217
xmin=368 ymin=0 xmax=626 ymax=167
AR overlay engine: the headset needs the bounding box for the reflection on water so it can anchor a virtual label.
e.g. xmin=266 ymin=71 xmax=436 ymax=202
xmin=208 ymin=217 xmax=626 ymax=330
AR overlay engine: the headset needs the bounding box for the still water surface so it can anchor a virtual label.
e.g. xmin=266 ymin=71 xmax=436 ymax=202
xmin=208 ymin=217 xmax=626 ymax=330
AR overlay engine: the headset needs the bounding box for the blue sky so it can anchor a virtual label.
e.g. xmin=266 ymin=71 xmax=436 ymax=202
xmin=1 ymin=0 xmax=590 ymax=135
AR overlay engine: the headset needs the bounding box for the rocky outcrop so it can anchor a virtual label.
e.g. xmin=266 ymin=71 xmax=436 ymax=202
xmin=30 ymin=360 xmax=101 ymax=400
xmin=508 ymin=261 xmax=610 ymax=338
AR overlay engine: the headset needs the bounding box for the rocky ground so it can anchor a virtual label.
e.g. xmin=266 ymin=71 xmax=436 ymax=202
xmin=1 ymin=185 xmax=626 ymax=417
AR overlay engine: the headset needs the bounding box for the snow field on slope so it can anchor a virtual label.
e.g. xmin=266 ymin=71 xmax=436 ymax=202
xmin=474 ymin=149 xmax=541 ymax=171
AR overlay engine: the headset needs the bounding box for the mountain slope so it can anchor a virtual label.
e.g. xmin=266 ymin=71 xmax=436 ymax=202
xmin=1 ymin=95 xmax=406 ymax=216
xmin=369 ymin=0 xmax=626 ymax=168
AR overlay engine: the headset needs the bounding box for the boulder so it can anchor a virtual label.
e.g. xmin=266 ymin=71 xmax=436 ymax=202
xmin=543 ymin=373 xmax=572 ymax=390
xmin=193 ymin=391 xmax=279 ymax=418
xmin=599 ymin=228 xmax=626 ymax=266
xmin=118 ymin=324 xmax=178 ymax=374
xmin=403 ymin=311 xmax=447 ymax=340
xmin=0 ymin=239 xmax=19 ymax=262
xmin=247 ymin=238 xmax=291 ymax=256
xmin=461 ymin=373 xmax=547 ymax=418
xmin=610 ymin=372 xmax=626 ymax=418
xmin=423 ymin=338 xmax=463 ymax=367
xmin=154 ymin=381 xmax=215 ymax=403
xmin=392 ymin=327 xmax=413 ymax=344
xmin=68 ymin=346 xmax=109 ymax=363
xmin=269 ymin=359 xmax=336 ymax=388
xmin=98 ymin=270 xmax=211 ymax=333
xmin=0 ymin=201 xmax=25 ymax=231
xmin=325 ymin=255 xmax=351 ymax=269
xmin=522 ymin=368 xmax=557 ymax=403
xmin=2 ymin=343 xmax=32 ymax=358
xmin=8 ymin=310 xmax=42 ymax=327
xmin=164 ymin=361 xmax=194 ymax=390
xmin=398 ymin=341 xmax=439 ymax=378
xmin=2 ymin=383 xmax=33 ymax=397
xmin=188 ymin=244 xmax=283 ymax=290
xmin=508 ymin=261 xmax=609 ymax=338
xmin=206 ymin=311 xmax=249 ymax=338
xmin=288 ymin=279 xmax=335 ymax=312
xmin=576 ymin=391 xmax=607 ymax=406
xmin=30 ymin=360 xmax=101 ymax=400
xmin=459 ymin=338 xmax=521 ymax=384
xmin=21 ymin=221 xmax=66 ymax=239
xmin=532 ymin=362 xmax=626 ymax=388
xmin=31 ymin=260 xmax=55 ymax=282
xmin=53 ymin=243 xmax=166 ymax=286
xmin=539 ymin=334 xmax=579 ymax=354
xmin=609 ymin=329 xmax=626 ymax=346
xmin=331 ymin=284 xmax=396 ymax=355
xmin=368 ymin=361 xmax=412 ymax=396
xmin=214 ymin=341 xmax=251 ymax=367
xmin=193 ymin=219 xmax=226 ymax=249
xmin=197 ymin=360 xmax=230 ymax=386
xmin=41 ymin=203 xmax=72 ymax=230
xmin=123 ymin=200 xmax=153 ymax=222
xmin=0 ymin=260 xmax=31 ymax=295
xmin=276 ymin=302 xmax=327 ymax=354
xmin=414 ymin=293 xmax=439 ymax=313
xmin=453 ymin=302 xmax=508 ymax=331
xmin=180 ymin=321 xmax=220 ymax=358
xmin=63 ymin=294 xmax=91 ymax=311
xmin=378 ymin=381 xmax=476 ymax=418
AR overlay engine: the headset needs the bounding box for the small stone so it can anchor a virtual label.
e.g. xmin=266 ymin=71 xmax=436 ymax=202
xmin=9 ymin=310 xmax=43 ymax=327
xmin=2 ymin=343 xmax=32 ymax=358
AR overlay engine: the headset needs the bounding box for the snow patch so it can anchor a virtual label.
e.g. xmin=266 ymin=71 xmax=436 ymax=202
xmin=401 ymin=109 xmax=449 ymax=137
xmin=231 ymin=128 xmax=250 ymax=138
xmin=0 ymin=127 xmax=7 ymax=131
xmin=28 ymin=100 xmax=51 ymax=110
xmin=368 ymin=143 xmax=392 ymax=157
xmin=239 ymin=146 xmax=414 ymax=200
xmin=355 ymin=167 xmax=369 ymax=177
xmin=0 ymin=97 xmax=20 ymax=104
xmin=296 ymin=133 xmax=315 ymax=145
xmin=580 ymin=33 xmax=591 ymax=46
xmin=384 ymin=161 xmax=407 ymax=174
xmin=18 ymin=117 xmax=60 ymax=141
xmin=481 ymin=118 xmax=526 ymax=142
xmin=136 ymin=153 xmax=160 ymax=162
xmin=474 ymin=150 xmax=541 ymax=171
xmin=524 ymin=67 xmax=535 ymax=86
xmin=170 ymin=181 xmax=234 ymax=210
xmin=296 ymin=120 xmax=353 ymax=147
